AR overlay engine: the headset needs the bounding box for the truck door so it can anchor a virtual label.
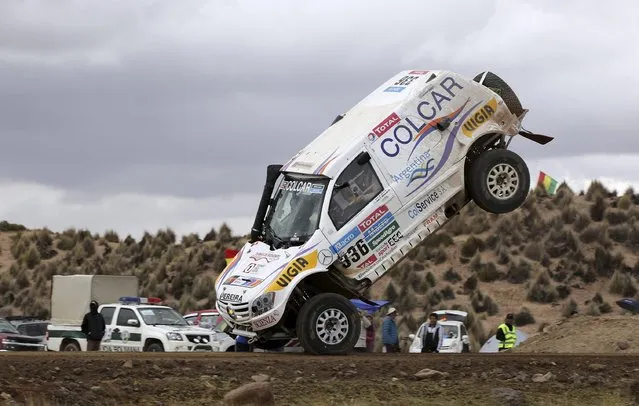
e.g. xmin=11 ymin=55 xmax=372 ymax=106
xmin=111 ymin=307 xmax=143 ymax=352
xmin=99 ymin=305 xmax=116 ymax=351
xmin=322 ymin=150 xmax=401 ymax=277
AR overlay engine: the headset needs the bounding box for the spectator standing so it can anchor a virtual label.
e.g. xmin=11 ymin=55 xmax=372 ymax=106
xmin=382 ymin=307 xmax=399 ymax=353
xmin=496 ymin=313 xmax=517 ymax=351
xmin=421 ymin=312 xmax=444 ymax=353
xmin=81 ymin=300 xmax=105 ymax=351
xmin=365 ymin=314 xmax=375 ymax=352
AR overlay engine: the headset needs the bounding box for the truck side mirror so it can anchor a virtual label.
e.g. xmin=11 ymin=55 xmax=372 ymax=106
xmin=408 ymin=334 xmax=415 ymax=340
xmin=127 ymin=319 xmax=139 ymax=326
xmin=356 ymin=151 xmax=371 ymax=165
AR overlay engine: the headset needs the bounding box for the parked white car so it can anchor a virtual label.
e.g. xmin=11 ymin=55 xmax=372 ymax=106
xmin=408 ymin=310 xmax=471 ymax=353
xmin=215 ymin=69 xmax=553 ymax=355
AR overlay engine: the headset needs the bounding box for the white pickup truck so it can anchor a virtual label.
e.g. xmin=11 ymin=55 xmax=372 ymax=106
xmin=215 ymin=69 xmax=553 ymax=355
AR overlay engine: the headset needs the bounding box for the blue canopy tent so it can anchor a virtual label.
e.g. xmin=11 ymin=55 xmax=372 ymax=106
xmin=350 ymin=299 xmax=390 ymax=314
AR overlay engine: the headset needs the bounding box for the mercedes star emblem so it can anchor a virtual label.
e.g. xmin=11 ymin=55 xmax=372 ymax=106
xmin=318 ymin=249 xmax=334 ymax=266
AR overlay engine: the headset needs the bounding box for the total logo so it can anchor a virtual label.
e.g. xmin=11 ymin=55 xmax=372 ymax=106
xmin=378 ymin=76 xmax=465 ymax=158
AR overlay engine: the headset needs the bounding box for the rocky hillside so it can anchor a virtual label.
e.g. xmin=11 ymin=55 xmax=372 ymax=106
xmin=0 ymin=181 xmax=638 ymax=351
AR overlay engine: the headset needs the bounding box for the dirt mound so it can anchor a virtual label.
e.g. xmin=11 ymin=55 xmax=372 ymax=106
xmin=514 ymin=314 xmax=639 ymax=353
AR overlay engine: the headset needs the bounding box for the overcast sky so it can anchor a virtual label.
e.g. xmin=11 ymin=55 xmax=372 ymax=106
xmin=1 ymin=0 xmax=638 ymax=239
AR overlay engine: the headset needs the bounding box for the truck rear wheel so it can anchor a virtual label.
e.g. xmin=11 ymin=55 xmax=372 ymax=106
xmin=467 ymin=148 xmax=530 ymax=214
xmin=295 ymin=293 xmax=360 ymax=355
xmin=61 ymin=340 xmax=80 ymax=351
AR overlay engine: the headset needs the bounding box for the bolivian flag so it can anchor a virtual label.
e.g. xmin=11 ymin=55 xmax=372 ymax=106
xmin=537 ymin=171 xmax=558 ymax=195
xmin=225 ymin=249 xmax=239 ymax=266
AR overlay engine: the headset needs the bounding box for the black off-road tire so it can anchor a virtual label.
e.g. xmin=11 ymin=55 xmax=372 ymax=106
xmin=145 ymin=341 xmax=164 ymax=352
xmin=295 ymin=293 xmax=360 ymax=356
xmin=467 ymin=148 xmax=530 ymax=214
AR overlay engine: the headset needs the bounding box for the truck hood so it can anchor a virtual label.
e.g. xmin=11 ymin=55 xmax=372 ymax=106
xmin=215 ymin=233 xmax=330 ymax=301
xmin=149 ymin=325 xmax=212 ymax=334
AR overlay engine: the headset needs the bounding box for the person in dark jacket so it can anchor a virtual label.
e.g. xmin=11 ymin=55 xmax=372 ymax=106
xmin=81 ymin=300 xmax=106 ymax=351
xmin=421 ymin=312 xmax=444 ymax=353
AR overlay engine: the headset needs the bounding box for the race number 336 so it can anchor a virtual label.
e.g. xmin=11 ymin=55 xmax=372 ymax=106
xmin=339 ymin=239 xmax=369 ymax=268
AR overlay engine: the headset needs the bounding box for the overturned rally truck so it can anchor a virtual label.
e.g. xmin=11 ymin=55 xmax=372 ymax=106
xmin=214 ymin=70 xmax=553 ymax=355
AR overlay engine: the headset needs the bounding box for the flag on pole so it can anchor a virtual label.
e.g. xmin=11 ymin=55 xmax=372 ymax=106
xmin=225 ymin=249 xmax=239 ymax=266
xmin=537 ymin=171 xmax=558 ymax=195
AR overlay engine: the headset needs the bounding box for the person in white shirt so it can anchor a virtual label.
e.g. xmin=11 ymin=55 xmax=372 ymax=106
xmin=421 ymin=312 xmax=444 ymax=353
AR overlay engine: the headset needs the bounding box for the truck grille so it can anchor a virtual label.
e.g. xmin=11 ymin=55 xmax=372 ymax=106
xmin=217 ymin=300 xmax=251 ymax=322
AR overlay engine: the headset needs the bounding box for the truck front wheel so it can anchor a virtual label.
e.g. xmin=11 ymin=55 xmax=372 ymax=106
xmin=295 ymin=292 xmax=360 ymax=355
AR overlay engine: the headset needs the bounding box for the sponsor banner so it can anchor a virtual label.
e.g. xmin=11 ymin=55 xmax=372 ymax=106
xmin=358 ymin=205 xmax=390 ymax=232
xmin=279 ymin=180 xmax=325 ymax=194
xmin=462 ymin=98 xmax=497 ymax=138
xmin=371 ymin=113 xmax=400 ymax=138
xmin=224 ymin=275 xmax=263 ymax=288
xmin=368 ymin=221 xmax=400 ymax=250
xmin=331 ymin=226 xmax=361 ymax=254
xmin=266 ymin=250 xmax=318 ymax=292
xmin=407 ymin=184 xmax=448 ymax=220
xmin=362 ymin=212 xmax=395 ymax=241
xmin=357 ymin=254 xmax=378 ymax=269
xmin=384 ymin=86 xmax=405 ymax=93
xmin=252 ymin=312 xmax=280 ymax=330
xmin=219 ymin=292 xmax=243 ymax=303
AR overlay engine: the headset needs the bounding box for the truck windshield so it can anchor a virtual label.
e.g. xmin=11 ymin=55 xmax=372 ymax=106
xmin=138 ymin=307 xmax=188 ymax=326
xmin=0 ymin=319 xmax=18 ymax=334
xmin=264 ymin=174 xmax=329 ymax=247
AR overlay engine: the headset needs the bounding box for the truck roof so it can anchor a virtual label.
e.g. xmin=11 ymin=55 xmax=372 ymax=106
xmin=280 ymin=69 xmax=447 ymax=178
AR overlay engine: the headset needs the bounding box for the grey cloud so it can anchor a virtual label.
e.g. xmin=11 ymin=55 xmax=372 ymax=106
xmin=1 ymin=0 xmax=639 ymax=203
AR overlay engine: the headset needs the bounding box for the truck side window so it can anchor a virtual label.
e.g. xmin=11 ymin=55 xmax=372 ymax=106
xmin=329 ymin=159 xmax=384 ymax=230
xmin=100 ymin=306 xmax=116 ymax=325
xmin=116 ymin=308 xmax=138 ymax=326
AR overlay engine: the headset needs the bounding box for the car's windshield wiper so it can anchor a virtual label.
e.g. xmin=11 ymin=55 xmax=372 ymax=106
xmin=264 ymin=223 xmax=288 ymax=249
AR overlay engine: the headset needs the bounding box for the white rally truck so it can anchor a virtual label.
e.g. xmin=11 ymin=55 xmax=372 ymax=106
xmin=46 ymin=275 xmax=216 ymax=352
xmin=215 ymin=70 xmax=553 ymax=355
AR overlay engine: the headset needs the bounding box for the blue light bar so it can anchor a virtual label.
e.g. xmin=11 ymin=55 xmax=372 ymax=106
xmin=118 ymin=296 xmax=163 ymax=305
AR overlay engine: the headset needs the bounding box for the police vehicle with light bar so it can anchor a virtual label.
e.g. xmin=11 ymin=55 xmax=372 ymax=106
xmin=47 ymin=296 xmax=219 ymax=352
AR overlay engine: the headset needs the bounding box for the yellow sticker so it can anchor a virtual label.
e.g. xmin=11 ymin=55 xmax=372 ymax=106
xmin=461 ymin=98 xmax=497 ymax=138
xmin=266 ymin=250 xmax=318 ymax=292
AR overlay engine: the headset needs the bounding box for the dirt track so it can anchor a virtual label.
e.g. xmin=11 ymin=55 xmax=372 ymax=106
xmin=1 ymin=352 xmax=639 ymax=406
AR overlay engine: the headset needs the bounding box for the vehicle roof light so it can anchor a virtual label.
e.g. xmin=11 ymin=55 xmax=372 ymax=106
xmin=118 ymin=296 xmax=163 ymax=305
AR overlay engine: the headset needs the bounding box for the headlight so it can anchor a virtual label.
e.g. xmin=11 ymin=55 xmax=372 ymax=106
xmin=166 ymin=332 xmax=183 ymax=341
xmin=251 ymin=292 xmax=275 ymax=316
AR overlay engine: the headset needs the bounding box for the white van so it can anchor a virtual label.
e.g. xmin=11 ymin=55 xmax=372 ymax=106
xmin=215 ymin=70 xmax=552 ymax=355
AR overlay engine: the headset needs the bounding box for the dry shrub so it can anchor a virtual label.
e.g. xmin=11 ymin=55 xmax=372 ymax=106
xmin=526 ymin=269 xmax=559 ymax=303
xmin=556 ymin=284 xmax=571 ymax=299
xmin=460 ymin=236 xmax=486 ymax=258
xmin=514 ymin=307 xmax=535 ymax=326
xmin=425 ymin=289 xmax=443 ymax=307
xmin=579 ymin=223 xmax=604 ymax=244
xmin=590 ymin=195 xmax=607 ymax=222
xmin=470 ymin=290 xmax=499 ymax=316
xmin=562 ymin=299 xmax=579 ymax=317
xmin=506 ymin=259 xmax=532 ymax=284
xmin=618 ymin=194 xmax=632 ymax=210
xmin=440 ymin=285 xmax=455 ymax=300
xmin=609 ymin=270 xmax=638 ymax=297
xmin=593 ymin=245 xmax=624 ymax=277
xmin=609 ymin=224 xmax=630 ymax=243
xmin=606 ymin=209 xmax=629 ymax=225
xmin=573 ymin=212 xmax=591 ymax=233
xmin=523 ymin=241 xmax=544 ymax=262
xmin=477 ymin=262 xmax=501 ymax=282
xmin=463 ymin=274 xmax=478 ymax=293
xmin=586 ymin=301 xmax=601 ymax=316
xmin=443 ymin=268 xmax=461 ymax=283
xmin=561 ymin=206 xmax=578 ymax=225
xmin=590 ymin=293 xmax=612 ymax=314
xmin=585 ymin=181 xmax=609 ymax=201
